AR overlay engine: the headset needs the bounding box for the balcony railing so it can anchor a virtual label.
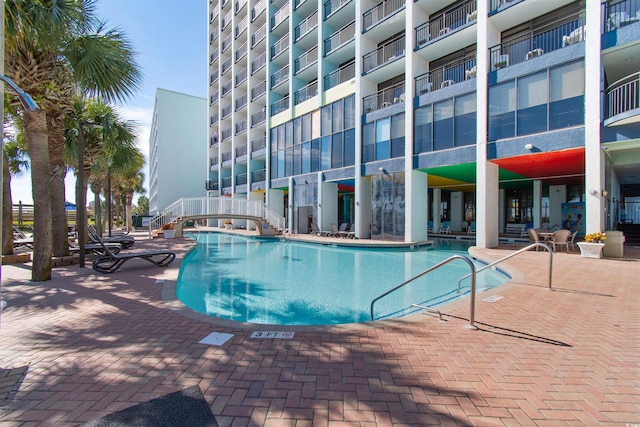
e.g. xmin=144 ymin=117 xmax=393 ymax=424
xmin=210 ymin=70 xmax=219 ymax=85
xmin=295 ymin=81 xmax=318 ymax=105
xmin=235 ymin=41 xmax=247 ymax=62
xmin=324 ymin=60 xmax=355 ymax=90
xmin=272 ymin=96 xmax=290 ymax=115
xmin=221 ymin=129 xmax=232 ymax=142
xmin=221 ymin=81 xmax=232 ymax=96
xmin=222 ymin=33 xmax=233 ymax=51
xmin=222 ymin=9 xmax=233 ymax=29
xmin=606 ymin=72 xmax=640 ymax=119
xmin=235 ymin=0 xmax=247 ymax=13
xmin=251 ymin=169 xmax=266 ymax=182
xmin=295 ymin=11 xmax=318 ymax=41
xmin=415 ymin=0 xmax=476 ymax=45
xmin=271 ymin=33 xmax=290 ymax=59
xmin=221 ymin=104 xmax=232 ymax=118
xmin=488 ymin=11 xmax=584 ymax=70
xmin=415 ymin=56 xmax=476 ymax=95
xmin=210 ymin=112 xmax=219 ymax=126
xmin=271 ymin=65 xmax=289 ymax=88
xmin=210 ymin=154 xmax=218 ymax=166
xmin=236 ymin=173 xmax=248 ymax=186
xmin=252 ymin=23 xmax=267 ymax=47
xmin=363 ymin=82 xmax=405 ymax=114
xmin=363 ymin=37 xmax=405 ymax=74
xmin=235 ymin=93 xmax=247 ymax=110
xmin=252 ymin=0 xmax=266 ymax=21
xmin=235 ymin=16 xmax=248 ymax=37
xmin=363 ymin=0 xmax=405 ymax=31
xmin=221 ymin=151 xmax=232 ymax=162
xmin=210 ymin=28 xmax=219 ymax=45
xmin=210 ymin=48 xmax=219 ymax=64
xmin=251 ymin=81 xmax=267 ymax=100
xmin=235 ymin=67 xmax=247 ymax=86
xmin=272 ymin=1 xmax=289 ymax=29
xmin=235 ymin=119 xmax=248 ymax=135
xmin=294 ymin=46 xmax=318 ymax=74
xmin=603 ymin=0 xmax=640 ymax=32
xmin=222 ymin=176 xmax=232 ymax=188
xmin=210 ymin=91 xmax=219 ymax=105
xmin=235 ymin=144 xmax=248 ymax=157
xmin=324 ymin=0 xmax=351 ymax=19
xmin=325 ymin=20 xmax=355 ymax=55
xmin=221 ymin=57 xmax=232 ymax=75
xmin=251 ymin=52 xmax=267 ymax=74
xmin=252 ymin=137 xmax=267 ymax=152
xmin=251 ymin=108 xmax=267 ymax=127
xmin=210 ymin=134 xmax=218 ymax=146
xmin=206 ymin=180 xmax=219 ymax=191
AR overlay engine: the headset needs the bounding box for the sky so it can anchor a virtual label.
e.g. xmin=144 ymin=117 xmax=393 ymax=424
xmin=9 ymin=0 xmax=208 ymax=205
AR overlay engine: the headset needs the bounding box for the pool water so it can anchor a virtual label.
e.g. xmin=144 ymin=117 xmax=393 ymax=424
xmin=176 ymin=233 xmax=509 ymax=325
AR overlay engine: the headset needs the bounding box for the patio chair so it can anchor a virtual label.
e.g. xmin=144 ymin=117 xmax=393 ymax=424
xmin=330 ymin=223 xmax=341 ymax=237
xmin=310 ymin=222 xmax=332 ymax=237
xmin=340 ymin=224 xmax=356 ymax=239
xmin=467 ymin=221 xmax=476 ymax=235
xmin=568 ymin=230 xmax=578 ymax=252
xmin=549 ymin=229 xmax=571 ymax=253
xmin=527 ymin=228 xmax=542 ymax=251
xmin=439 ymin=221 xmax=451 ymax=234
xmin=427 ymin=220 xmax=433 ymax=233
xmin=69 ymin=241 xmax=122 ymax=256
xmin=91 ymin=233 xmax=175 ymax=274
xmin=88 ymin=225 xmax=135 ymax=249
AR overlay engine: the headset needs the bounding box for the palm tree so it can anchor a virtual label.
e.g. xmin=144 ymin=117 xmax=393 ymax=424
xmin=5 ymin=0 xmax=142 ymax=271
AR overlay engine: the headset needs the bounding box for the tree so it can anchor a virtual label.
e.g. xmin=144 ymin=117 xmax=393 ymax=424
xmin=133 ymin=196 xmax=149 ymax=216
xmin=5 ymin=0 xmax=142 ymax=267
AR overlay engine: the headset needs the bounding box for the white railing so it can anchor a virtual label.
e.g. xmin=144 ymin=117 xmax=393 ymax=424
xmin=151 ymin=197 xmax=286 ymax=231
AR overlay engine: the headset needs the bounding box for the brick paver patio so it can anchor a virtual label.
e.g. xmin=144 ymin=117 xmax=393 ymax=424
xmin=1 ymin=233 xmax=639 ymax=426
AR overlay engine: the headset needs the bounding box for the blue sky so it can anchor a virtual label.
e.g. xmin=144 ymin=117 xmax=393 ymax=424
xmin=10 ymin=0 xmax=208 ymax=204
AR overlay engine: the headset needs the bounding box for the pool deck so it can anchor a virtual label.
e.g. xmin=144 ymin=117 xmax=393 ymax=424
xmin=1 ymin=230 xmax=639 ymax=426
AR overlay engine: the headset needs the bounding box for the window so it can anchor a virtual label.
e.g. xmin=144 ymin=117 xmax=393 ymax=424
xmin=331 ymin=133 xmax=343 ymax=167
xmin=414 ymin=105 xmax=433 ymax=153
xmin=301 ymin=142 xmax=311 ymax=174
xmin=363 ymin=122 xmax=375 ymax=163
xmin=344 ymin=95 xmax=355 ymax=129
xmin=332 ymin=99 xmax=344 ymax=132
xmin=321 ymin=135 xmax=331 ymax=170
xmin=375 ymin=118 xmax=391 ymax=160
xmin=488 ymin=81 xmax=516 ymax=140
xmin=311 ymin=110 xmax=321 ymax=139
xmin=302 ymin=113 xmax=312 ymax=142
xmin=517 ymin=72 xmax=548 ymax=135
xmin=391 ymin=113 xmax=405 ymax=158
xmin=454 ymin=93 xmax=476 ymax=146
xmin=550 ymin=61 xmax=584 ymax=130
xmin=344 ymin=128 xmax=355 ymax=166
xmin=321 ymin=105 xmax=332 ymax=136
xmin=433 ymin=100 xmax=454 ymax=151
xmin=311 ymin=138 xmax=321 ymax=172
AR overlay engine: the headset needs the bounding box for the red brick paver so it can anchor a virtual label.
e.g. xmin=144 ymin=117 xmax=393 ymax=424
xmin=1 ymin=233 xmax=639 ymax=426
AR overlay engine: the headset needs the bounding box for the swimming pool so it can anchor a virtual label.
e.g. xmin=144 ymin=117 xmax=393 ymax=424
xmin=176 ymin=233 xmax=509 ymax=325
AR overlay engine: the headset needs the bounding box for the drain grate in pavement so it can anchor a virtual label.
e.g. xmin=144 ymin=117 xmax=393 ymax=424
xmin=0 ymin=366 xmax=28 ymax=400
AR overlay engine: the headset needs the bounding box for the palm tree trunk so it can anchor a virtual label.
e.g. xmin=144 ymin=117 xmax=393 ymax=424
xmin=48 ymin=118 xmax=70 ymax=257
xmin=24 ymin=110 xmax=52 ymax=281
xmin=2 ymin=150 xmax=15 ymax=255
xmin=93 ymin=188 xmax=102 ymax=237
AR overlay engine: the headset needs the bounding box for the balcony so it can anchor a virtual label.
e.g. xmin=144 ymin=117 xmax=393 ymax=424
xmin=415 ymin=0 xmax=476 ymax=47
xmin=236 ymin=144 xmax=248 ymax=157
xmin=363 ymin=82 xmax=405 ymax=114
xmin=272 ymin=96 xmax=290 ymax=115
xmin=210 ymin=70 xmax=219 ymax=85
xmin=363 ymin=37 xmax=405 ymax=74
xmin=206 ymin=180 xmax=219 ymax=191
xmin=221 ymin=128 xmax=232 ymax=142
xmin=235 ymin=41 xmax=247 ymax=62
xmin=251 ymin=108 xmax=267 ymax=127
xmin=221 ymin=104 xmax=232 ymax=119
xmin=363 ymin=0 xmax=405 ymax=32
xmin=603 ymin=0 xmax=640 ymax=32
xmin=222 ymin=33 xmax=233 ymax=52
xmin=294 ymin=46 xmax=318 ymax=74
xmin=271 ymin=33 xmax=289 ymax=60
xmin=210 ymin=48 xmax=219 ymax=64
xmin=324 ymin=60 xmax=355 ymax=90
xmin=222 ymin=9 xmax=233 ymax=29
xmin=222 ymin=176 xmax=232 ymax=188
xmin=271 ymin=65 xmax=289 ymax=89
xmin=235 ymin=16 xmax=248 ymax=37
xmin=235 ymin=119 xmax=248 ymax=135
xmin=415 ymin=56 xmax=476 ymax=95
xmin=605 ymin=72 xmax=640 ymax=126
xmin=251 ymin=52 xmax=267 ymax=75
xmin=235 ymin=0 xmax=247 ymax=13
xmin=252 ymin=23 xmax=267 ymax=48
xmin=221 ymin=57 xmax=232 ymax=75
xmin=272 ymin=1 xmax=290 ymax=29
xmin=324 ymin=0 xmax=351 ymax=19
xmin=210 ymin=113 xmax=219 ymax=126
xmin=251 ymin=81 xmax=267 ymax=100
xmin=252 ymin=137 xmax=267 ymax=152
xmin=210 ymin=134 xmax=218 ymax=146
xmin=235 ymin=93 xmax=247 ymax=110
xmin=210 ymin=91 xmax=219 ymax=105
xmin=236 ymin=173 xmax=248 ymax=186
xmin=221 ymin=81 xmax=232 ymax=96
xmin=324 ymin=21 xmax=355 ymax=56
xmin=294 ymin=81 xmax=318 ymax=105
xmin=294 ymin=11 xmax=318 ymax=42
xmin=251 ymin=0 xmax=266 ymax=21
xmin=251 ymin=169 xmax=266 ymax=182
xmin=235 ymin=67 xmax=248 ymax=86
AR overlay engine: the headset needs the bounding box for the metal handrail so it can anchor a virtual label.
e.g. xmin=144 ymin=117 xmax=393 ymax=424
xmin=370 ymin=255 xmax=479 ymax=329
xmin=457 ymin=242 xmax=554 ymax=293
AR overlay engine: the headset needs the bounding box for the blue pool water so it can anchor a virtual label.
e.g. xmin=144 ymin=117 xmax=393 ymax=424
xmin=176 ymin=233 xmax=509 ymax=325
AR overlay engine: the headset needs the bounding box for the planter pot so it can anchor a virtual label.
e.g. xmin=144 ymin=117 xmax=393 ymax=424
xmin=163 ymin=229 xmax=176 ymax=239
xmin=577 ymin=242 xmax=605 ymax=258
xmin=224 ymin=224 xmax=233 ymax=229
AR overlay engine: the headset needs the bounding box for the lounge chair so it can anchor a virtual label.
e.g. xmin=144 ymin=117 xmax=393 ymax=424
xmin=439 ymin=221 xmax=451 ymax=234
xmin=88 ymin=225 xmax=135 ymax=249
xmin=467 ymin=221 xmax=476 ymax=235
xmin=427 ymin=221 xmax=433 ymax=233
xmin=69 ymin=242 xmax=121 ymax=256
xmin=310 ymin=223 xmax=331 ymax=237
xmin=330 ymin=223 xmax=341 ymax=237
xmin=340 ymin=224 xmax=356 ymax=239
xmin=91 ymin=233 xmax=176 ymax=274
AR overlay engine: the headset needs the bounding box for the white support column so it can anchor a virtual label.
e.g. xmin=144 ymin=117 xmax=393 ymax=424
xmin=451 ymin=192 xmax=464 ymax=232
xmin=477 ymin=161 xmax=499 ymax=248
xmin=532 ymin=180 xmax=542 ymax=228
xmin=407 ymin=170 xmax=428 ymax=242
xmin=318 ymin=180 xmax=338 ymax=232
xmin=432 ymin=188 xmax=442 ymax=233
xmin=585 ymin=0 xmax=604 ymax=233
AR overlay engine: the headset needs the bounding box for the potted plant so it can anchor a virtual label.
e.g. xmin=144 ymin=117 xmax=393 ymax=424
xmin=577 ymin=232 xmax=606 ymax=258
xmin=161 ymin=223 xmax=176 ymax=239
xmin=224 ymin=219 xmax=233 ymax=229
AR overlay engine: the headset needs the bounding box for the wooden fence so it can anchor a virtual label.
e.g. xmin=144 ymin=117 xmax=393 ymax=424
xmin=12 ymin=203 xmax=77 ymax=227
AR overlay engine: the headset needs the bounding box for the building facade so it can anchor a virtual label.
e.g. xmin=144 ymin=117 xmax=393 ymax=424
xmin=149 ymin=88 xmax=207 ymax=215
xmin=207 ymin=0 xmax=640 ymax=246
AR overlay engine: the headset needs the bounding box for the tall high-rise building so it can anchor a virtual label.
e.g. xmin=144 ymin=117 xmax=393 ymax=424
xmin=207 ymin=0 xmax=640 ymax=246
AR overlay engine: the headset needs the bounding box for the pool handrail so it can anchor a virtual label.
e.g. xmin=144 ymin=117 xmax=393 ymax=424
xmin=370 ymin=254 xmax=479 ymax=330
xmin=457 ymin=242 xmax=553 ymax=293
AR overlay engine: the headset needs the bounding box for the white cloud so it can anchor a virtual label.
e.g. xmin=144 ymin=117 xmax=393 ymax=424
xmin=114 ymin=105 xmax=154 ymax=158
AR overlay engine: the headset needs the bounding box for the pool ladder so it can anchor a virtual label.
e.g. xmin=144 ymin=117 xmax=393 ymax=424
xmin=370 ymin=243 xmax=554 ymax=329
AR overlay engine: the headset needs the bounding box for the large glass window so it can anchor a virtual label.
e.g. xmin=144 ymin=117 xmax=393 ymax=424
xmin=311 ymin=138 xmax=320 ymax=172
xmin=375 ymin=117 xmax=391 ymax=160
xmin=454 ymin=93 xmax=476 ymax=147
xmin=331 ymin=133 xmax=343 ymax=167
xmin=414 ymin=105 xmax=433 ymax=153
xmin=321 ymin=135 xmax=331 ymax=170
xmin=293 ymin=117 xmax=302 ymax=145
xmin=344 ymin=128 xmax=355 ymax=166
xmin=333 ymin=99 xmax=344 ymax=132
xmin=285 ymin=147 xmax=293 ymax=176
xmin=433 ymin=100 xmax=454 ymax=151
xmin=488 ymin=81 xmax=516 ymax=140
xmin=321 ymin=105 xmax=331 ymax=136
xmin=285 ymin=121 xmax=293 ymax=147
xmin=391 ymin=113 xmax=405 ymax=158
xmin=301 ymin=141 xmax=311 ymax=174
xmin=278 ymin=124 xmax=286 ymax=149
xmin=550 ymin=61 xmax=584 ymax=130
xmin=311 ymin=110 xmax=321 ymax=139
xmin=293 ymin=144 xmax=301 ymax=175
xmin=363 ymin=122 xmax=375 ymax=163
xmin=302 ymin=113 xmax=311 ymax=142
xmin=517 ymin=72 xmax=548 ymax=135
xmin=344 ymin=95 xmax=355 ymax=129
